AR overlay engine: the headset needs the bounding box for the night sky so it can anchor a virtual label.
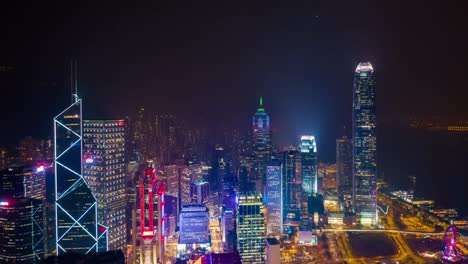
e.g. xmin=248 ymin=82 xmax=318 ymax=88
xmin=1 ymin=1 xmax=467 ymax=160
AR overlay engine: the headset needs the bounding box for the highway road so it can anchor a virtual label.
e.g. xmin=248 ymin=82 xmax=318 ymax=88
xmin=321 ymin=228 xmax=445 ymax=236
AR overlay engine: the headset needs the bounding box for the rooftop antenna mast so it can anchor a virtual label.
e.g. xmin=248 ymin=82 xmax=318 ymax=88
xmin=70 ymin=60 xmax=79 ymax=103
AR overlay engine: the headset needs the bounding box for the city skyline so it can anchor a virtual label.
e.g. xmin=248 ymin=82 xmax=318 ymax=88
xmin=1 ymin=2 xmax=468 ymax=264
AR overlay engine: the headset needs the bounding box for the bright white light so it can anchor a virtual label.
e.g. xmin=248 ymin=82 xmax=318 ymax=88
xmin=355 ymin=62 xmax=374 ymax=73
xmin=0 ymin=201 xmax=9 ymax=206
xmin=300 ymin=135 xmax=317 ymax=153
xmin=85 ymin=157 xmax=94 ymax=164
xmin=36 ymin=165 xmax=45 ymax=173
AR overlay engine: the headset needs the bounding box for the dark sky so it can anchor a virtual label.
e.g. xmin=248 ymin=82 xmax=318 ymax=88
xmin=1 ymin=1 xmax=467 ymax=160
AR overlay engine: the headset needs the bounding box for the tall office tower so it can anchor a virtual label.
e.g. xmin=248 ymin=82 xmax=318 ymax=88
xmin=353 ymin=62 xmax=377 ymax=225
xmin=0 ymin=166 xmax=32 ymax=197
xmin=336 ymin=136 xmax=353 ymax=198
xmin=54 ymin=93 xmax=107 ymax=254
xmin=191 ymin=180 xmax=210 ymax=205
xmin=0 ymin=198 xmax=43 ymax=263
xmin=300 ymin=136 xmax=318 ymax=196
xmin=237 ymin=193 xmax=265 ymax=264
xmin=189 ymin=164 xmax=204 ymax=182
xmin=136 ymin=161 xmax=165 ymax=264
xmin=158 ymin=114 xmax=177 ymax=163
xmin=265 ymin=238 xmax=280 ymax=264
xmin=164 ymin=162 xmax=191 ymax=216
xmin=125 ymin=160 xmax=138 ymax=247
xmin=178 ymin=205 xmax=210 ymax=250
xmin=83 ymin=120 xmax=127 ymax=252
xmin=281 ymin=150 xmax=301 ymax=227
xmin=164 ymin=195 xmax=178 ymax=238
xmin=138 ymin=162 xmax=158 ymax=238
xmin=133 ymin=107 xmax=147 ymax=160
xmin=165 ymin=164 xmax=179 ymax=198
xmin=30 ymin=165 xmax=47 ymax=201
xmin=179 ymin=165 xmax=192 ymax=207
xmin=252 ymin=97 xmax=272 ymax=194
xmin=221 ymin=207 xmax=235 ymax=253
xmin=212 ymin=145 xmax=227 ymax=192
xmin=0 ymin=165 xmax=47 ymax=201
xmin=0 ymin=166 xmax=46 ymax=262
xmin=264 ymin=160 xmax=282 ymax=237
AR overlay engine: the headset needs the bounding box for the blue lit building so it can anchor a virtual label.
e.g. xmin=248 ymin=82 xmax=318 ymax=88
xmin=264 ymin=159 xmax=282 ymax=237
xmin=178 ymin=205 xmax=210 ymax=248
xmin=54 ymin=93 xmax=107 ymax=254
xmin=352 ymin=62 xmax=378 ymax=225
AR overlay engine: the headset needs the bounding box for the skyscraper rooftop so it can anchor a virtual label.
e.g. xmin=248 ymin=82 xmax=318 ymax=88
xmin=355 ymin=62 xmax=374 ymax=73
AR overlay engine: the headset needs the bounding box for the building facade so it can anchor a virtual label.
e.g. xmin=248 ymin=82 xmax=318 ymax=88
xmin=252 ymin=97 xmax=272 ymax=194
xmin=264 ymin=160 xmax=282 ymax=237
xmin=237 ymin=193 xmax=265 ymax=264
xmin=352 ymin=62 xmax=378 ymax=224
xmin=83 ymin=120 xmax=127 ymax=252
xmin=300 ymin=136 xmax=318 ymax=196
xmin=178 ymin=205 xmax=210 ymax=246
xmin=0 ymin=198 xmax=43 ymax=263
xmin=265 ymin=238 xmax=280 ymax=264
xmin=191 ymin=180 xmax=210 ymax=205
xmin=336 ymin=136 xmax=353 ymax=198
xmin=281 ymin=150 xmax=301 ymax=227
xmin=221 ymin=207 xmax=235 ymax=253
xmin=54 ymin=95 xmax=107 ymax=254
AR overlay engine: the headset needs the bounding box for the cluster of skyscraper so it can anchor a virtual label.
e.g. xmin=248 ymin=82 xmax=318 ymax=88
xmin=0 ymin=62 xmax=377 ymax=264
xmin=236 ymin=62 xmax=378 ymax=262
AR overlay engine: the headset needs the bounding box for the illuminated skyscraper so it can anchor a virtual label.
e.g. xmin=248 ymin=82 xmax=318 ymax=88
xmin=281 ymin=150 xmax=301 ymax=226
xmin=0 ymin=198 xmax=43 ymax=263
xmin=221 ymin=207 xmax=235 ymax=253
xmin=353 ymin=62 xmax=377 ymax=225
xmin=134 ymin=161 xmax=165 ymax=264
xmin=336 ymin=136 xmax=353 ymax=198
xmin=252 ymin=97 xmax=272 ymax=193
xmin=0 ymin=166 xmax=46 ymax=262
xmin=298 ymin=136 xmax=318 ymax=229
xmin=178 ymin=205 xmax=210 ymax=248
xmin=237 ymin=193 xmax=265 ymax=264
xmin=191 ymin=180 xmax=210 ymax=205
xmin=264 ymin=159 xmax=282 ymax=237
xmin=54 ymin=93 xmax=107 ymax=254
xmin=300 ymin=136 xmax=318 ymax=195
xmin=83 ymin=120 xmax=127 ymax=252
xmin=0 ymin=167 xmax=33 ymax=197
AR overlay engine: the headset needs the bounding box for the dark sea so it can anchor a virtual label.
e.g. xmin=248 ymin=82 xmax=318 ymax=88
xmin=379 ymin=124 xmax=468 ymax=218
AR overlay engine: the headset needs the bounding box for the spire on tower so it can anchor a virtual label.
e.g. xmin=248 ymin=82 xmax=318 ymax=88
xmin=70 ymin=60 xmax=79 ymax=103
xmin=259 ymin=96 xmax=263 ymax=107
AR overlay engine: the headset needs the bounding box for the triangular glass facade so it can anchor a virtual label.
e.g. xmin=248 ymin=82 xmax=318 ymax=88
xmin=54 ymin=98 xmax=108 ymax=254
